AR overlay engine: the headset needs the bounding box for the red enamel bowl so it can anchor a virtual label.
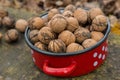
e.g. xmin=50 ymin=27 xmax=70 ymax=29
xmin=24 ymin=13 xmax=110 ymax=77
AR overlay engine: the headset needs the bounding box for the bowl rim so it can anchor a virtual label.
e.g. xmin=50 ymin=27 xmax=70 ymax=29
xmin=24 ymin=12 xmax=111 ymax=56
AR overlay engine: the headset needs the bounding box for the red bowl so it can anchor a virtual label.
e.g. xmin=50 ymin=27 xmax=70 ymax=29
xmin=24 ymin=13 xmax=110 ymax=77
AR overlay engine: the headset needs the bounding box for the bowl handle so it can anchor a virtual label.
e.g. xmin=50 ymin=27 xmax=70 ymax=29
xmin=43 ymin=60 xmax=76 ymax=77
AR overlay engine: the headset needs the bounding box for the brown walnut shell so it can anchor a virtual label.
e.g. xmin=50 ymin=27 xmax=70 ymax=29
xmin=48 ymin=39 xmax=66 ymax=53
xmin=62 ymin=11 xmax=73 ymax=17
xmin=58 ymin=30 xmax=76 ymax=46
xmin=74 ymin=8 xmax=88 ymax=24
xmin=15 ymin=19 xmax=28 ymax=32
xmin=4 ymin=29 xmax=19 ymax=42
xmin=38 ymin=27 xmax=55 ymax=44
xmin=48 ymin=8 xmax=60 ymax=20
xmin=34 ymin=42 xmax=47 ymax=51
xmin=74 ymin=27 xmax=91 ymax=43
xmin=29 ymin=30 xmax=39 ymax=43
xmin=88 ymin=8 xmax=104 ymax=21
xmin=50 ymin=14 xmax=67 ymax=33
xmin=91 ymin=15 xmax=107 ymax=32
xmin=66 ymin=43 xmax=84 ymax=52
xmin=2 ymin=16 xmax=15 ymax=28
xmin=82 ymin=39 xmax=97 ymax=48
xmin=64 ymin=4 xmax=76 ymax=12
xmin=28 ymin=17 xmax=44 ymax=30
xmin=91 ymin=31 xmax=104 ymax=42
xmin=66 ymin=17 xmax=79 ymax=32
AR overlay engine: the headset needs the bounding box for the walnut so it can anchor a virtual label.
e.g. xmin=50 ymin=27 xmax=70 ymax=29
xmin=58 ymin=30 xmax=76 ymax=46
xmin=4 ymin=29 xmax=19 ymax=42
xmin=34 ymin=42 xmax=47 ymax=51
xmin=63 ymin=0 xmax=72 ymax=6
xmin=38 ymin=27 xmax=55 ymax=44
xmin=0 ymin=9 xmax=8 ymax=18
xmin=49 ymin=14 xmax=67 ymax=33
xmin=66 ymin=17 xmax=79 ymax=32
xmin=74 ymin=8 xmax=88 ymax=24
xmin=0 ymin=32 xmax=2 ymax=40
xmin=28 ymin=17 xmax=44 ymax=30
xmin=2 ymin=16 xmax=15 ymax=28
xmin=91 ymin=31 xmax=104 ymax=42
xmin=82 ymin=39 xmax=97 ymax=48
xmin=64 ymin=4 xmax=76 ymax=12
xmin=66 ymin=43 xmax=84 ymax=52
xmin=74 ymin=27 xmax=91 ymax=43
xmin=48 ymin=39 xmax=66 ymax=53
xmin=91 ymin=15 xmax=107 ymax=32
xmin=48 ymin=8 xmax=60 ymax=20
xmin=62 ymin=11 xmax=73 ymax=17
xmin=15 ymin=19 xmax=28 ymax=32
xmin=88 ymin=8 xmax=104 ymax=22
xmin=29 ymin=30 xmax=39 ymax=44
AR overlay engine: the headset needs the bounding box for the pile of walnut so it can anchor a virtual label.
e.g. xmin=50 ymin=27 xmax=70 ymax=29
xmin=0 ymin=9 xmax=28 ymax=42
xmin=29 ymin=5 xmax=108 ymax=53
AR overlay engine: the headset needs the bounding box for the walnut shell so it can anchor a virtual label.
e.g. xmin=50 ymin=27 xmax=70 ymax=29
xmin=28 ymin=17 xmax=44 ymax=30
xmin=4 ymin=29 xmax=19 ymax=42
xmin=38 ymin=27 xmax=55 ymax=44
xmin=29 ymin=30 xmax=39 ymax=43
xmin=58 ymin=30 xmax=76 ymax=46
xmin=48 ymin=8 xmax=59 ymax=20
xmin=91 ymin=31 xmax=104 ymax=42
xmin=66 ymin=17 xmax=79 ymax=32
xmin=15 ymin=19 xmax=28 ymax=32
xmin=64 ymin=4 xmax=76 ymax=12
xmin=88 ymin=8 xmax=104 ymax=21
xmin=0 ymin=32 xmax=2 ymax=40
xmin=34 ymin=42 xmax=47 ymax=51
xmin=74 ymin=27 xmax=91 ymax=43
xmin=50 ymin=14 xmax=67 ymax=33
xmin=62 ymin=11 xmax=73 ymax=17
xmin=82 ymin=39 xmax=97 ymax=48
xmin=91 ymin=15 xmax=107 ymax=32
xmin=2 ymin=16 xmax=15 ymax=28
xmin=74 ymin=8 xmax=87 ymax=24
xmin=63 ymin=0 xmax=72 ymax=6
xmin=0 ymin=9 xmax=8 ymax=18
xmin=48 ymin=39 xmax=66 ymax=53
xmin=66 ymin=43 xmax=84 ymax=52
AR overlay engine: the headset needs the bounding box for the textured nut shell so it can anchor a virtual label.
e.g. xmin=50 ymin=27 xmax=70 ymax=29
xmin=66 ymin=17 xmax=79 ymax=32
xmin=2 ymin=16 xmax=15 ymax=28
xmin=64 ymin=4 xmax=76 ymax=12
xmin=50 ymin=15 xmax=67 ymax=33
xmin=0 ymin=9 xmax=8 ymax=18
xmin=29 ymin=30 xmax=39 ymax=43
xmin=48 ymin=8 xmax=59 ymax=20
xmin=74 ymin=27 xmax=91 ymax=43
xmin=58 ymin=30 xmax=76 ymax=46
xmin=91 ymin=15 xmax=107 ymax=32
xmin=82 ymin=39 xmax=97 ymax=48
xmin=29 ymin=17 xmax=44 ymax=30
xmin=63 ymin=0 xmax=72 ymax=6
xmin=88 ymin=8 xmax=104 ymax=21
xmin=66 ymin=43 xmax=84 ymax=52
xmin=38 ymin=27 xmax=55 ymax=44
xmin=91 ymin=31 xmax=104 ymax=42
xmin=62 ymin=11 xmax=73 ymax=17
xmin=4 ymin=29 xmax=19 ymax=42
xmin=0 ymin=32 xmax=2 ymax=40
xmin=15 ymin=19 xmax=28 ymax=32
xmin=48 ymin=39 xmax=66 ymax=53
xmin=74 ymin=8 xmax=87 ymax=24
xmin=34 ymin=42 xmax=47 ymax=51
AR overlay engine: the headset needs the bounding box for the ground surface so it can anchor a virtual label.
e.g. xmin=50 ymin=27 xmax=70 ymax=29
xmin=0 ymin=7 xmax=120 ymax=80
